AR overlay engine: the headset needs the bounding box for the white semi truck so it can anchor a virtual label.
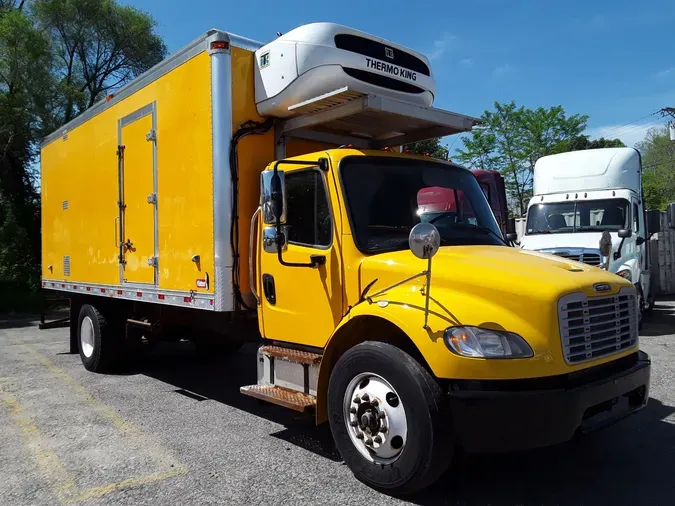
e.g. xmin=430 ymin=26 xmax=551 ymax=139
xmin=520 ymin=147 xmax=661 ymax=321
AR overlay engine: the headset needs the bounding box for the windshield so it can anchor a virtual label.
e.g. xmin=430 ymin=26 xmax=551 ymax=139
xmin=340 ymin=156 xmax=504 ymax=253
xmin=526 ymin=198 xmax=630 ymax=235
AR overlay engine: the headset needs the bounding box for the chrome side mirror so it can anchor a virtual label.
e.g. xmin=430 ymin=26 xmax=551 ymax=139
xmin=263 ymin=226 xmax=287 ymax=253
xmin=261 ymin=170 xmax=286 ymax=224
xmin=409 ymin=222 xmax=441 ymax=259
xmin=409 ymin=223 xmax=441 ymax=330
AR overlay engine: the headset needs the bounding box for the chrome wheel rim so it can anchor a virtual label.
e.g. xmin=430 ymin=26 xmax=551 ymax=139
xmin=80 ymin=316 xmax=95 ymax=358
xmin=343 ymin=372 xmax=408 ymax=464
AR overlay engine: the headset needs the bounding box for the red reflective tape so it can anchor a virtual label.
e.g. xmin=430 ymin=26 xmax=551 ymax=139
xmin=136 ymin=292 xmax=142 ymax=297
xmin=117 ymin=290 xmax=123 ymax=295
xmin=209 ymin=300 xmax=214 ymax=306
xmin=183 ymin=297 xmax=191 ymax=303
xmin=86 ymin=287 xmax=91 ymax=291
xmin=73 ymin=286 xmax=78 ymax=290
xmin=158 ymin=294 xmax=165 ymax=300
xmin=101 ymin=288 xmax=106 ymax=293
xmin=61 ymin=284 xmax=65 ymax=288
xmin=51 ymin=283 xmax=55 ymax=287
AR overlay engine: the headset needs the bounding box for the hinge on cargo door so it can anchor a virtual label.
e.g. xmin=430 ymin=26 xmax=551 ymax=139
xmin=146 ymin=193 xmax=157 ymax=204
xmin=147 ymin=256 xmax=158 ymax=267
xmin=145 ymin=129 xmax=156 ymax=142
xmin=116 ymin=144 xmax=125 ymax=157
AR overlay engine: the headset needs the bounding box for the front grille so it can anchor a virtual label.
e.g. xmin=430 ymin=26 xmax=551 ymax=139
xmin=342 ymin=68 xmax=425 ymax=94
xmin=553 ymin=251 xmax=601 ymax=266
xmin=558 ymin=287 xmax=638 ymax=365
xmin=334 ymin=34 xmax=430 ymax=76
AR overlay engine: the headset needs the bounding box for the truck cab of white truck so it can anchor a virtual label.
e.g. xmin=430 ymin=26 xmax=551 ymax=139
xmin=520 ymin=147 xmax=661 ymax=320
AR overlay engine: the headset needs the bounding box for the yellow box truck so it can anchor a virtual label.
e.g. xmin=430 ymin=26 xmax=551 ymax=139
xmin=41 ymin=22 xmax=651 ymax=495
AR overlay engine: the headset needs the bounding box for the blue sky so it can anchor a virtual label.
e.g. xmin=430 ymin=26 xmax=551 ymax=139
xmin=123 ymin=0 xmax=675 ymax=155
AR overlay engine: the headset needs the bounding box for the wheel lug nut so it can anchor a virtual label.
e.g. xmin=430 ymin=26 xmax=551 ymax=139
xmin=362 ymin=393 xmax=370 ymax=402
xmin=350 ymin=407 xmax=357 ymax=414
xmin=378 ymin=412 xmax=385 ymax=419
xmin=374 ymin=436 xmax=382 ymax=444
xmin=350 ymin=420 xmax=358 ymax=427
xmin=353 ymin=396 xmax=361 ymax=404
xmin=380 ymin=426 xmax=387 ymax=433
xmin=365 ymin=438 xmax=373 ymax=446
xmin=372 ymin=399 xmax=378 ymax=407
xmin=356 ymin=433 xmax=364 ymax=439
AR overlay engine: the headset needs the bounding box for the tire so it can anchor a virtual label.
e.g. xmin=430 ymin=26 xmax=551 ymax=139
xmin=636 ymin=283 xmax=646 ymax=329
xmin=77 ymin=304 xmax=121 ymax=373
xmin=327 ymin=341 xmax=453 ymax=496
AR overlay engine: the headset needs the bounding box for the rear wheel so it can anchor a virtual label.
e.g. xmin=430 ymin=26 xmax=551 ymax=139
xmin=327 ymin=341 xmax=454 ymax=496
xmin=78 ymin=304 xmax=122 ymax=372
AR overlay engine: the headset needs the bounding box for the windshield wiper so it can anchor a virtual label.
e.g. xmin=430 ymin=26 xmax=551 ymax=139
xmin=451 ymin=222 xmax=508 ymax=245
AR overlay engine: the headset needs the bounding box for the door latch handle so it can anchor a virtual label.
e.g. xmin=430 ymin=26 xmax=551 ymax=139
xmin=123 ymin=239 xmax=133 ymax=250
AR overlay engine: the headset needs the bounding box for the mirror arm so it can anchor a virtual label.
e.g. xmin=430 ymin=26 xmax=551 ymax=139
xmin=613 ymin=237 xmax=627 ymax=261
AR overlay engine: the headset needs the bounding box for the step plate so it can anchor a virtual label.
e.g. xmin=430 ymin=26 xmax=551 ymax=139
xmin=260 ymin=346 xmax=322 ymax=365
xmin=240 ymin=385 xmax=316 ymax=412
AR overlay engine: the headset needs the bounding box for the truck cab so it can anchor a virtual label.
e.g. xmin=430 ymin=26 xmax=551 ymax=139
xmin=519 ymin=148 xmax=661 ymax=320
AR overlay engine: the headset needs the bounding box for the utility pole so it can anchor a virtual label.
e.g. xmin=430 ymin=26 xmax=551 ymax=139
xmin=659 ymin=107 xmax=675 ymax=141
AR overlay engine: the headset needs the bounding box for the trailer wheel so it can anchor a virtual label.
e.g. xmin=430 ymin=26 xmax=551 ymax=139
xmin=78 ymin=304 xmax=120 ymax=372
xmin=327 ymin=341 xmax=454 ymax=496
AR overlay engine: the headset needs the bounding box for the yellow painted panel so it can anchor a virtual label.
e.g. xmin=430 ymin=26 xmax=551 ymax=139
xmin=231 ymin=46 xmax=275 ymax=304
xmin=121 ymin=115 xmax=155 ymax=284
xmin=41 ymin=51 xmax=214 ymax=292
xmin=258 ymin=155 xmax=344 ymax=348
xmin=286 ymin=139 xmax=338 ymax=157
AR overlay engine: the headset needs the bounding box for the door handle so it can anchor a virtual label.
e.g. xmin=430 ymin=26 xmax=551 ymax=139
xmin=262 ymin=274 xmax=276 ymax=305
xmin=249 ymin=206 xmax=261 ymax=305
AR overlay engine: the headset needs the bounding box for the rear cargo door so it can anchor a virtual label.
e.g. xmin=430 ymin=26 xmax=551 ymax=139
xmin=118 ymin=104 xmax=157 ymax=285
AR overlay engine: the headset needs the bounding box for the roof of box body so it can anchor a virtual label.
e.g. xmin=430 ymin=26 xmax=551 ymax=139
xmin=41 ymin=29 xmax=262 ymax=147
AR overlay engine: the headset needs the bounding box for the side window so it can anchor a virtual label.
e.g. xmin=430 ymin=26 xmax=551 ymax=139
xmin=633 ymin=202 xmax=639 ymax=233
xmin=285 ymin=170 xmax=332 ymax=247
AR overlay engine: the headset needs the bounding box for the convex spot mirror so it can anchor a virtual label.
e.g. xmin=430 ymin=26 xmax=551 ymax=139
xmin=618 ymin=229 xmax=632 ymax=239
xmin=261 ymin=170 xmax=286 ymax=225
xmin=409 ymin=223 xmax=441 ymax=259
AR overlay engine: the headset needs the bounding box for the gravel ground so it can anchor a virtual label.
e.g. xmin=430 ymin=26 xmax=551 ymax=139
xmin=1 ymin=299 xmax=675 ymax=506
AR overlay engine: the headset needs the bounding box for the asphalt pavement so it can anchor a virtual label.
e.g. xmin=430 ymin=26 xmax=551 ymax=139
xmin=1 ymin=299 xmax=675 ymax=506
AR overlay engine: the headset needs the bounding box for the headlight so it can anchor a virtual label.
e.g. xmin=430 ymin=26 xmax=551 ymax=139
xmin=616 ymin=269 xmax=631 ymax=282
xmin=444 ymin=326 xmax=534 ymax=359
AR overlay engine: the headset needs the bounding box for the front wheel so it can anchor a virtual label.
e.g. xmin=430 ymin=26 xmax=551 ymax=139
xmin=327 ymin=341 xmax=454 ymax=496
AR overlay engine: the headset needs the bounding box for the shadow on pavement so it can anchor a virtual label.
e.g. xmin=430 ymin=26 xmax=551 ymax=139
xmin=641 ymin=297 xmax=675 ymax=338
xmin=131 ymin=338 xmax=675 ymax=505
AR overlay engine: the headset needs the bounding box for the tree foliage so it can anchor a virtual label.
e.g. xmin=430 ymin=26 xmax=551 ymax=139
xmin=636 ymin=126 xmax=675 ymax=211
xmin=567 ymin=135 xmax=625 ymax=151
xmin=455 ymin=101 xmax=588 ymax=216
xmin=403 ymin=138 xmax=449 ymax=159
xmin=0 ymin=0 xmax=165 ymax=306
xmin=34 ymin=0 xmax=166 ymax=123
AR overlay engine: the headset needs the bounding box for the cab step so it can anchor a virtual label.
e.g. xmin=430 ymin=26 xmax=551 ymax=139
xmin=239 ymin=345 xmax=322 ymax=411
xmin=240 ymin=385 xmax=316 ymax=412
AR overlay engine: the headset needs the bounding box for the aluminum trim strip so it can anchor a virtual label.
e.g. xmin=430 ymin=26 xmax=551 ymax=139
xmin=41 ymin=279 xmax=215 ymax=311
xmin=211 ymin=46 xmax=234 ymax=312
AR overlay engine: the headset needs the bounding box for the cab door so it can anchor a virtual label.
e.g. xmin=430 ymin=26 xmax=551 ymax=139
xmin=257 ymin=166 xmax=343 ymax=348
xmin=118 ymin=104 xmax=157 ymax=285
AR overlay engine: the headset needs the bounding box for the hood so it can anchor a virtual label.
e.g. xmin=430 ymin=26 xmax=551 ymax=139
xmin=519 ymin=232 xmax=606 ymax=251
xmin=360 ymin=245 xmax=627 ymax=305
xmin=519 ymin=231 xmax=633 ymax=272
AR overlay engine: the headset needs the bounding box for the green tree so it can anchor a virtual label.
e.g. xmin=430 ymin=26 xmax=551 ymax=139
xmin=0 ymin=0 xmax=166 ymax=307
xmin=455 ymin=101 xmax=588 ymax=216
xmin=636 ymin=125 xmax=675 ymax=210
xmin=35 ymin=0 xmax=167 ymax=123
xmin=567 ymin=135 xmax=625 ymax=151
xmin=0 ymin=5 xmax=52 ymax=294
xmin=404 ymin=137 xmax=449 ymax=159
